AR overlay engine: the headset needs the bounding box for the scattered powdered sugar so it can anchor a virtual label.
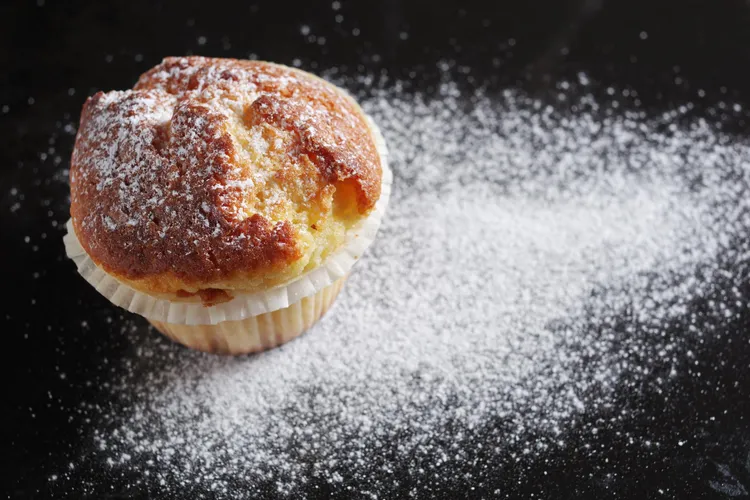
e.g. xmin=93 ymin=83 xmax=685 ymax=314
xmin=58 ymin=76 xmax=750 ymax=497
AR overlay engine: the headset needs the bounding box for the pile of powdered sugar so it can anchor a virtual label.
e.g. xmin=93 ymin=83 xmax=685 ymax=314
xmin=60 ymin=76 xmax=750 ymax=497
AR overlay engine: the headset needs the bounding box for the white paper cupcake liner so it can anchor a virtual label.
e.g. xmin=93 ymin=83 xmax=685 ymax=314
xmin=150 ymin=277 xmax=346 ymax=354
xmin=63 ymin=116 xmax=392 ymax=325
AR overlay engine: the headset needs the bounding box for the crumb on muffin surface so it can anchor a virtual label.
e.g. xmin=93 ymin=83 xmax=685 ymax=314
xmin=69 ymin=56 xmax=382 ymax=299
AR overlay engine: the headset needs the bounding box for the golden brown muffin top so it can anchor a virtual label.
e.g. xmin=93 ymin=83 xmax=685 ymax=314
xmin=69 ymin=57 xmax=382 ymax=295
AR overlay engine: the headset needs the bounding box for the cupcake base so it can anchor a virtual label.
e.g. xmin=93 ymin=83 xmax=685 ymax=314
xmin=149 ymin=277 xmax=346 ymax=355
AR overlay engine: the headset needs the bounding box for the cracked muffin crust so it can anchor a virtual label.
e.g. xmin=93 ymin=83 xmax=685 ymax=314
xmin=69 ymin=57 xmax=382 ymax=302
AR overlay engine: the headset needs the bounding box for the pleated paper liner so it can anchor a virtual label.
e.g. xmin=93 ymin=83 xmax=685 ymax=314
xmin=63 ymin=117 xmax=391 ymax=353
xmin=150 ymin=277 xmax=346 ymax=354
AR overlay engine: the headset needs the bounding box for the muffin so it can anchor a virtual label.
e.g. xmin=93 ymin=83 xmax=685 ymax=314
xmin=64 ymin=56 xmax=391 ymax=354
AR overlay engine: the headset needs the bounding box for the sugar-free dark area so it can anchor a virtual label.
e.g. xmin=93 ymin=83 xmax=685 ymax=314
xmin=3 ymin=0 xmax=750 ymax=499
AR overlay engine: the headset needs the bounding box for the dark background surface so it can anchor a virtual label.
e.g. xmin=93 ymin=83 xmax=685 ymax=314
xmin=3 ymin=0 xmax=750 ymax=498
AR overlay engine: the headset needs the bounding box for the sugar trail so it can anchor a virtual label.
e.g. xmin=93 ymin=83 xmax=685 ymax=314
xmin=59 ymin=76 xmax=750 ymax=497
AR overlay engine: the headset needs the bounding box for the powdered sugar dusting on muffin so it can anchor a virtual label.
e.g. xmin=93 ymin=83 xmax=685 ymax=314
xmin=69 ymin=57 xmax=382 ymax=287
xmin=55 ymin=76 xmax=750 ymax=497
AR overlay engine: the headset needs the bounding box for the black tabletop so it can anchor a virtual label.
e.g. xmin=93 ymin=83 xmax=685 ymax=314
xmin=4 ymin=0 xmax=750 ymax=498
